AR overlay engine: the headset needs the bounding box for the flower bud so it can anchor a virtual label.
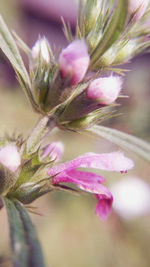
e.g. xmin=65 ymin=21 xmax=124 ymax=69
xmin=58 ymin=39 xmax=90 ymax=85
xmin=87 ymin=76 xmax=123 ymax=105
xmin=0 ymin=145 xmax=21 ymax=172
xmin=32 ymin=38 xmax=50 ymax=63
xmin=42 ymin=142 xmax=64 ymax=162
xmin=129 ymin=0 xmax=149 ymax=21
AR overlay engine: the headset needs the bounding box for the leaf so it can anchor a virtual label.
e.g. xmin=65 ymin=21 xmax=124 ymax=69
xmin=12 ymin=31 xmax=31 ymax=55
xmin=91 ymin=0 xmax=128 ymax=66
xmin=4 ymin=198 xmax=45 ymax=267
xmin=89 ymin=125 xmax=150 ymax=162
xmin=0 ymin=16 xmax=30 ymax=87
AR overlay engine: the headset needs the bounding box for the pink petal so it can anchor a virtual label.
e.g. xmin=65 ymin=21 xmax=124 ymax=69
xmin=52 ymin=169 xmax=106 ymax=193
xmin=95 ymin=194 xmax=113 ymax=221
xmin=52 ymin=169 xmax=113 ymax=221
xmin=48 ymin=151 xmax=134 ymax=176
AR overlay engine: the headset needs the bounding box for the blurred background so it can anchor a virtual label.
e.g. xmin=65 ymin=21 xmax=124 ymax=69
xmin=0 ymin=0 xmax=150 ymax=266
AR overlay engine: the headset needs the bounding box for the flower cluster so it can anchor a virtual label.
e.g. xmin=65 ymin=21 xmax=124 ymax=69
xmin=0 ymin=0 xmax=149 ymax=222
xmin=22 ymin=0 xmax=150 ymax=132
xmin=0 ymin=1 xmax=150 ymax=265
xmin=30 ymin=37 xmax=123 ymax=130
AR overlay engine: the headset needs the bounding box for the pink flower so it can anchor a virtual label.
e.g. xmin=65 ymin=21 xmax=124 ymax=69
xmin=58 ymin=39 xmax=90 ymax=85
xmin=87 ymin=76 xmax=122 ymax=105
xmin=0 ymin=145 xmax=21 ymax=172
xmin=48 ymin=151 xmax=134 ymax=220
xmin=42 ymin=142 xmax=64 ymax=162
xmin=129 ymin=0 xmax=149 ymax=21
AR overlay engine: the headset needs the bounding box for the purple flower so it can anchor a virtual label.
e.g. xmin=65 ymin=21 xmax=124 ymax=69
xmin=0 ymin=145 xmax=21 ymax=172
xmin=48 ymin=151 xmax=134 ymax=220
xmin=58 ymin=39 xmax=90 ymax=85
xmin=86 ymin=76 xmax=122 ymax=105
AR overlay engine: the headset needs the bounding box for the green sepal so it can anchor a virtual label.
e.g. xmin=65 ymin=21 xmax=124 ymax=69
xmin=82 ymin=0 xmax=101 ymax=36
xmin=0 ymin=163 xmax=17 ymax=195
xmin=8 ymin=177 xmax=52 ymax=204
xmin=25 ymin=116 xmax=56 ymax=155
xmin=90 ymin=0 xmax=128 ymax=68
xmin=13 ymin=159 xmax=40 ymax=189
xmin=0 ymin=16 xmax=30 ymax=88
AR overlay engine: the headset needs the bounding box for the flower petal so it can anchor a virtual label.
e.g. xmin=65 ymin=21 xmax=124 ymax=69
xmin=52 ymin=169 xmax=113 ymax=221
xmin=95 ymin=194 xmax=113 ymax=221
xmin=52 ymin=169 xmax=106 ymax=193
xmin=48 ymin=151 xmax=134 ymax=176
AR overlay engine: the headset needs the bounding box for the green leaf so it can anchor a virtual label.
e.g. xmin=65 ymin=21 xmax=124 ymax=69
xmin=0 ymin=16 xmax=30 ymax=87
xmin=91 ymin=0 xmax=128 ymax=66
xmin=4 ymin=198 xmax=45 ymax=267
xmin=89 ymin=125 xmax=150 ymax=162
xmin=12 ymin=31 xmax=31 ymax=55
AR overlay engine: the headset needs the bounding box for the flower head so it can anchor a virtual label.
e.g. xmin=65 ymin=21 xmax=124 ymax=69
xmin=48 ymin=151 xmax=134 ymax=220
xmin=0 ymin=144 xmax=21 ymax=172
xmin=87 ymin=76 xmax=123 ymax=105
xmin=59 ymin=39 xmax=90 ymax=85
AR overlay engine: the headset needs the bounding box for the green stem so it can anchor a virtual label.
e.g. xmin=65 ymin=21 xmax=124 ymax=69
xmin=4 ymin=198 xmax=45 ymax=267
xmin=26 ymin=115 xmax=56 ymax=155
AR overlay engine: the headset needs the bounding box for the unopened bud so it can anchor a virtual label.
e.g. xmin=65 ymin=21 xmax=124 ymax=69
xmin=32 ymin=38 xmax=50 ymax=63
xmin=59 ymin=39 xmax=90 ymax=85
xmin=87 ymin=76 xmax=123 ymax=105
xmin=42 ymin=142 xmax=64 ymax=162
xmin=0 ymin=145 xmax=21 ymax=172
xmin=129 ymin=0 xmax=149 ymax=21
